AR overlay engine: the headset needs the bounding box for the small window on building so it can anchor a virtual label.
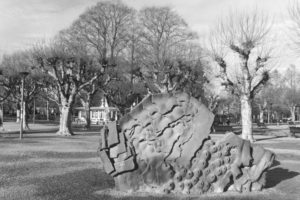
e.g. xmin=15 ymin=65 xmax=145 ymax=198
xmin=92 ymin=111 xmax=98 ymax=119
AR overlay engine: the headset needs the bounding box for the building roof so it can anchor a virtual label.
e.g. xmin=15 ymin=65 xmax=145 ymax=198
xmin=74 ymin=106 xmax=119 ymax=111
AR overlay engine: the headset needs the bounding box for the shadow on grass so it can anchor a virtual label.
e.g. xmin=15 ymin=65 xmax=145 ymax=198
xmin=26 ymin=128 xmax=58 ymax=134
xmin=0 ymin=131 xmax=98 ymax=140
xmin=15 ymin=167 xmax=288 ymax=200
xmin=265 ymin=167 xmax=300 ymax=188
xmin=0 ymin=129 xmax=58 ymax=137
xmin=0 ymin=154 xmax=32 ymax=162
xmin=0 ymin=138 xmax=40 ymax=144
xmin=99 ymin=195 xmax=177 ymax=200
xmin=0 ymin=151 xmax=96 ymax=162
xmin=33 ymin=151 xmax=97 ymax=159
xmin=32 ymin=168 xmax=114 ymax=200
xmin=97 ymin=191 xmax=282 ymax=200
xmin=255 ymin=136 xmax=287 ymax=142
xmin=73 ymin=126 xmax=102 ymax=131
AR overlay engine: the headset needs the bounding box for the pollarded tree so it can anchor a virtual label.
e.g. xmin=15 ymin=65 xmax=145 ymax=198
xmin=209 ymin=10 xmax=273 ymax=142
xmin=33 ymin=42 xmax=103 ymax=136
xmin=138 ymin=6 xmax=197 ymax=93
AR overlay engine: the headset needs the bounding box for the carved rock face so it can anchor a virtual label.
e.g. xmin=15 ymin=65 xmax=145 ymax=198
xmin=98 ymin=92 xmax=275 ymax=194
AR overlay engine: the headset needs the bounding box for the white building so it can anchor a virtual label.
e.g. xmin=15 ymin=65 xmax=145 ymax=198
xmin=74 ymin=98 xmax=119 ymax=125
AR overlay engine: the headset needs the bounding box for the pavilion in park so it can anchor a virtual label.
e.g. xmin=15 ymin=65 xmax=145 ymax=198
xmin=74 ymin=98 xmax=119 ymax=125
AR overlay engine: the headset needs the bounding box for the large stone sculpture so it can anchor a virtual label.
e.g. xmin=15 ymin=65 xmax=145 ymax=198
xmin=98 ymin=92 xmax=275 ymax=195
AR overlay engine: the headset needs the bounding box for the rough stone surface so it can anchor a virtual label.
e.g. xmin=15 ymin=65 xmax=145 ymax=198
xmin=98 ymin=92 xmax=275 ymax=194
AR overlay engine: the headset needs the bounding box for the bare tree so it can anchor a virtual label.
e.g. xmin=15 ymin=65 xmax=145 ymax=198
xmin=0 ymin=67 xmax=14 ymax=131
xmin=138 ymin=6 xmax=197 ymax=93
xmin=121 ymin=15 xmax=143 ymax=88
xmin=279 ymin=65 xmax=300 ymax=122
xmin=57 ymin=1 xmax=135 ymax=127
xmin=256 ymin=98 xmax=268 ymax=123
xmin=208 ymin=10 xmax=273 ymax=142
xmin=33 ymin=41 xmax=102 ymax=136
xmin=62 ymin=1 xmax=135 ymax=64
xmin=288 ymin=1 xmax=300 ymax=53
xmin=0 ymin=51 xmax=44 ymax=130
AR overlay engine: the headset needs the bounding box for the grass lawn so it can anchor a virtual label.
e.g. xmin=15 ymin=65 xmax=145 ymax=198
xmin=0 ymin=122 xmax=300 ymax=200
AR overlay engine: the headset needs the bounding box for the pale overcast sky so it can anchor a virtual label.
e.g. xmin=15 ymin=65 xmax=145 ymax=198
xmin=0 ymin=0 xmax=297 ymax=69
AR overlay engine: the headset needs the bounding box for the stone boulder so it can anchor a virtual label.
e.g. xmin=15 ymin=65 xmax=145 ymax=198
xmin=98 ymin=92 xmax=275 ymax=194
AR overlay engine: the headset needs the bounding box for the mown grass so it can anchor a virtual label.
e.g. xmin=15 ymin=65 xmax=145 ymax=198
xmin=0 ymin=124 xmax=299 ymax=200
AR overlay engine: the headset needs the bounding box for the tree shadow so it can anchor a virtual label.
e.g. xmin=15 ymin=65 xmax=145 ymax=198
xmin=255 ymin=135 xmax=287 ymax=142
xmin=26 ymin=129 xmax=58 ymax=134
xmin=0 ymin=128 xmax=58 ymax=136
xmin=30 ymin=168 xmax=114 ymax=200
xmin=265 ymin=167 xmax=300 ymax=188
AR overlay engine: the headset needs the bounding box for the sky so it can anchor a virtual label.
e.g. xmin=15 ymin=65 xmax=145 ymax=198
xmin=0 ymin=0 xmax=298 ymax=69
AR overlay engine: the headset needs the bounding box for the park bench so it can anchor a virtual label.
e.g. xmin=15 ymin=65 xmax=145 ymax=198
xmin=212 ymin=125 xmax=233 ymax=133
xmin=289 ymin=126 xmax=300 ymax=137
xmin=256 ymin=122 xmax=267 ymax=128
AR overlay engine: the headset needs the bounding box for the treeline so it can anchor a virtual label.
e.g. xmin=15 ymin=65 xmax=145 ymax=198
xmin=1 ymin=0 xmax=300 ymax=141
xmin=0 ymin=1 xmax=206 ymax=135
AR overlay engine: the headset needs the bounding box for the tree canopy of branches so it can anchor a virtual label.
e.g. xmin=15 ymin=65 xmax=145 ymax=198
xmin=56 ymin=1 xmax=135 ymax=128
xmin=137 ymin=6 xmax=199 ymax=93
xmin=288 ymin=1 xmax=300 ymax=53
xmin=0 ymin=50 xmax=46 ymax=130
xmin=209 ymin=10 xmax=273 ymax=142
xmin=278 ymin=65 xmax=300 ymax=122
xmin=0 ymin=1 xmax=211 ymax=136
xmin=33 ymin=41 xmax=103 ymax=136
xmin=60 ymin=0 xmax=135 ymax=65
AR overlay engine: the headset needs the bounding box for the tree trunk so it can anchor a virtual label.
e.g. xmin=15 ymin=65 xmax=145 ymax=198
xmin=46 ymin=100 xmax=49 ymax=121
xmin=80 ymin=100 xmax=91 ymax=129
xmin=0 ymin=106 xmax=4 ymax=131
xmin=16 ymin=109 xmax=20 ymax=123
xmin=22 ymin=102 xmax=29 ymax=130
xmin=33 ymin=98 xmax=36 ymax=124
xmin=82 ymin=94 xmax=92 ymax=129
xmin=240 ymin=95 xmax=255 ymax=142
xmin=289 ymin=106 xmax=296 ymax=122
xmin=85 ymin=104 xmax=91 ymax=129
xmin=57 ymin=101 xmax=74 ymax=136
xmin=259 ymin=108 xmax=264 ymax=123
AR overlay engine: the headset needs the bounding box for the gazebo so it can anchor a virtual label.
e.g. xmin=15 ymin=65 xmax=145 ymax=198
xmin=74 ymin=98 xmax=119 ymax=125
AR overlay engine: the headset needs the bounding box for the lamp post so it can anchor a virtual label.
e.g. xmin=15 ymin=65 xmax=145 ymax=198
xmin=33 ymin=98 xmax=35 ymax=124
xmin=0 ymin=70 xmax=4 ymax=131
xmin=19 ymin=71 xmax=29 ymax=139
